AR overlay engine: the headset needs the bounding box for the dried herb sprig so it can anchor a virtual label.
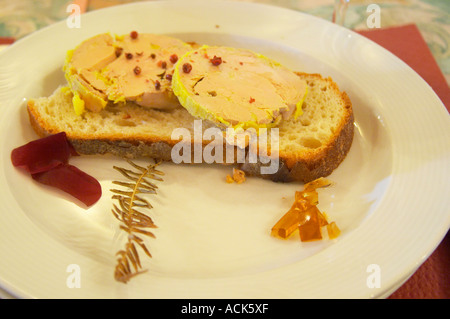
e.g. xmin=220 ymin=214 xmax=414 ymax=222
xmin=111 ymin=159 xmax=164 ymax=283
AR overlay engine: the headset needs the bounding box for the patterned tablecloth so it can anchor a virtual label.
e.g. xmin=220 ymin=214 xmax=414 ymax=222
xmin=0 ymin=0 xmax=449 ymax=299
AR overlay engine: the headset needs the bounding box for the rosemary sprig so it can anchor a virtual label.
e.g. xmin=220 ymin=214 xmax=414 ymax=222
xmin=110 ymin=159 xmax=164 ymax=283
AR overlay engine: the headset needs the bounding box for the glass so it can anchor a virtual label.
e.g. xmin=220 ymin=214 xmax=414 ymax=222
xmin=332 ymin=0 xmax=350 ymax=26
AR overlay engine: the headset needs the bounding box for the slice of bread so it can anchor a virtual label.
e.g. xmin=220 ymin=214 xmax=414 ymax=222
xmin=27 ymin=72 xmax=354 ymax=183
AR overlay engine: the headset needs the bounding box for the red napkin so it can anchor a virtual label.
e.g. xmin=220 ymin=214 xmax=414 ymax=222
xmin=0 ymin=37 xmax=15 ymax=45
xmin=357 ymin=24 xmax=450 ymax=299
xmin=357 ymin=24 xmax=449 ymax=112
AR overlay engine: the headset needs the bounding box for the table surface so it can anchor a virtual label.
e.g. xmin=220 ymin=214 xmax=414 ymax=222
xmin=0 ymin=0 xmax=449 ymax=299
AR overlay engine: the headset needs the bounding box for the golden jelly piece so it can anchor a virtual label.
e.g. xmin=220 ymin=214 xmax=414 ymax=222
xmin=299 ymin=221 xmax=322 ymax=242
xmin=271 ymin=203 xmax=301 ymax=239
xmin=271 ymin=177 xmax=341 ymax=243
xmin=225 ymin=168 xmax=246 ymax=184
xmin=304 ymin=177 xmax=332 ymax=192
xmin=327 ymin=222 xmax=341 ymax=240
xmin=316 ymin=209 xmax=329 ymax=227
xmin=232 ymin=168 xmax=246 ymax=184
xmin=297 ymin=206 xmax=329 ymax=242
xmin=303 ymin=206 xmax=327 ymax=225
xmin=298 ymin=198 xmax=311 ymax=211
xmin=296 ymin=189 xmax=319 ymax=206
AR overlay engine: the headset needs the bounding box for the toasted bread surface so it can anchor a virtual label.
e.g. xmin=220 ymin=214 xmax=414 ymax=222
xmin=27 ymin=73 xmax=353 ymax=183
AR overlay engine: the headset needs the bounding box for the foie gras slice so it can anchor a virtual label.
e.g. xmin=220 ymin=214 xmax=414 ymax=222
xmin=64 ymin=33 xmax=117 ymax=114
xmin=101 ymin=33 xmax=193 ymax=110
xmin=171 ymin=45 xmax=308 ymax=130
xmin=64 ymin=32 xmax=193 ymax=114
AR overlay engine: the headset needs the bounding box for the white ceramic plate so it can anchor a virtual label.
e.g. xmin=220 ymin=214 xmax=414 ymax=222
xmin=0 ymin=0 xmax=449 ymax=299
